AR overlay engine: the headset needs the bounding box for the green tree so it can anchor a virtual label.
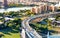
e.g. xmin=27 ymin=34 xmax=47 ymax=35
xmin=5 ymin=18 xmax=22 ymax=29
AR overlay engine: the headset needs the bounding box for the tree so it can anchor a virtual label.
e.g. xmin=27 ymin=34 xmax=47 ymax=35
xmin=5 ymin=18 xmax=22 ymax=29
xmin=25 ymin=10 xmax=35 ymax=16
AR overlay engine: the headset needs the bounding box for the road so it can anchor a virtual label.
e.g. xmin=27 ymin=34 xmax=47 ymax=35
xmin=21 ymin=12 xmax=60 ymax=38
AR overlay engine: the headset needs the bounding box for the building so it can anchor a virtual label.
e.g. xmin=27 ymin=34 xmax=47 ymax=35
xmin=0 ymin=0 xmax=60 ymax=5
xmin=31 ymin=6 xmax=42 ymax=14
xmin=40 ymin=3 xmax=48 ymax=12
xmin=31 ymin=3 xmax=48 ymax=14
xmin=4 ymin=0 xmax=8 ymax=8
xmin=0 ymin=0 xmax=3 ymax=8
xmin=41 ymin=0 xmax=60 ymax=3
xmin=48 ymin=4 xmax=55 ymax=12
xmin=31 ymin=6 xmax=38 ymax=14
xmin=8 ymin=0 xmax=20 ymax=4
xmin=0 ymin=2 xmax=3 ymax=7
xmin=0 ymin=0 xmax=20 ymax=4
xmin=31 ymin=3 xmax=58 ymax=14
xmin=54 ymin=2 xmax=60 ymax=11
xmin=48 ymin=0 xmax=59 ymax=3
xmin=0 ymin=0 xmax=8 ymax=8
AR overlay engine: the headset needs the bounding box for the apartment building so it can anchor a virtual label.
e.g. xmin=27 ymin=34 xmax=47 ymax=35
xmin=31 ymin=3 xmax=57 ymax=14
xmin=31 ymin=3 xmax=48 ymax=14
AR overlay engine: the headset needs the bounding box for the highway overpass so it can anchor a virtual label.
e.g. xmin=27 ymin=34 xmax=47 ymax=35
xmin=21 ymin=12 xmax=60 ymax=38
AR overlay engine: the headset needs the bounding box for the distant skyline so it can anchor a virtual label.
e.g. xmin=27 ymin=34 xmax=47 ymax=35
xmin=0 ymin=0 xmax=60 ymax=2
xmin=0 ymin=0 xmax=60 ymax=5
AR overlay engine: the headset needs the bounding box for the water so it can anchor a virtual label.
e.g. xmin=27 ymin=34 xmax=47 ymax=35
xmin=48 ymin=35 xmax=60 ymax=38
xmin=0 ymin=7 xmax=33 ymax=13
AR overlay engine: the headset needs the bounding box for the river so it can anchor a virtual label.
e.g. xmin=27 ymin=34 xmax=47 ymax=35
xmin=0 ymin=7 xmax=33 ymax=13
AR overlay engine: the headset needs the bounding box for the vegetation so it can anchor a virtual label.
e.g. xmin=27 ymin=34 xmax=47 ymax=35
xmin=0 ymin=6 xmax=2 ymax=8
xmin=0 ymin=18 xmax=21 ymax=38
xmin=0 ymin=12 xmax=22 ymax=38
xmin=0 ymin=28 xmax=20 ymax=38
xmin=4 ymin=11 xmax=20 ymax=17
xmin=25 ymin=10 xmax=35 ymax=16
xmin=55 ymin=14 xmax=60 ymax=21
xmin=5 ymin=18 xmax=21 ymax=29
xmin=8 ymin=4 xmax=38 ymax=7
xmin=4 ymin=10 xmax=35 ymax=17
xmin=0 ymin=9 xmax=35 ymax=38
xmin=30 ymin=18 xmax=56 ymax=35
xmin=8 ymin=4 xmax=25 ymax=7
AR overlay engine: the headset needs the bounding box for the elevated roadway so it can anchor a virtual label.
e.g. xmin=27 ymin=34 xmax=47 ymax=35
xmin=21 ymin=12 xmax=60 ymax=38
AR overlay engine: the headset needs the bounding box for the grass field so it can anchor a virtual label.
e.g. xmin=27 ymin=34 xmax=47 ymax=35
xmin=1 ymin=33 xmax=20 ymax=38
xmin=0 ymin=27 xmax=20 ymax=38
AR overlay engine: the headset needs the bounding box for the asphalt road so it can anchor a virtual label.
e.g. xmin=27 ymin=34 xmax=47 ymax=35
xmin=21 ymin=12 xmax=60 ymax=38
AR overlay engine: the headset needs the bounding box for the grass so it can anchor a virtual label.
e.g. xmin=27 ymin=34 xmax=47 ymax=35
xmin=0 ymin=27 xmax=20 ymax=38
xmin=1 ymin=33 xmax=20 ymax=38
